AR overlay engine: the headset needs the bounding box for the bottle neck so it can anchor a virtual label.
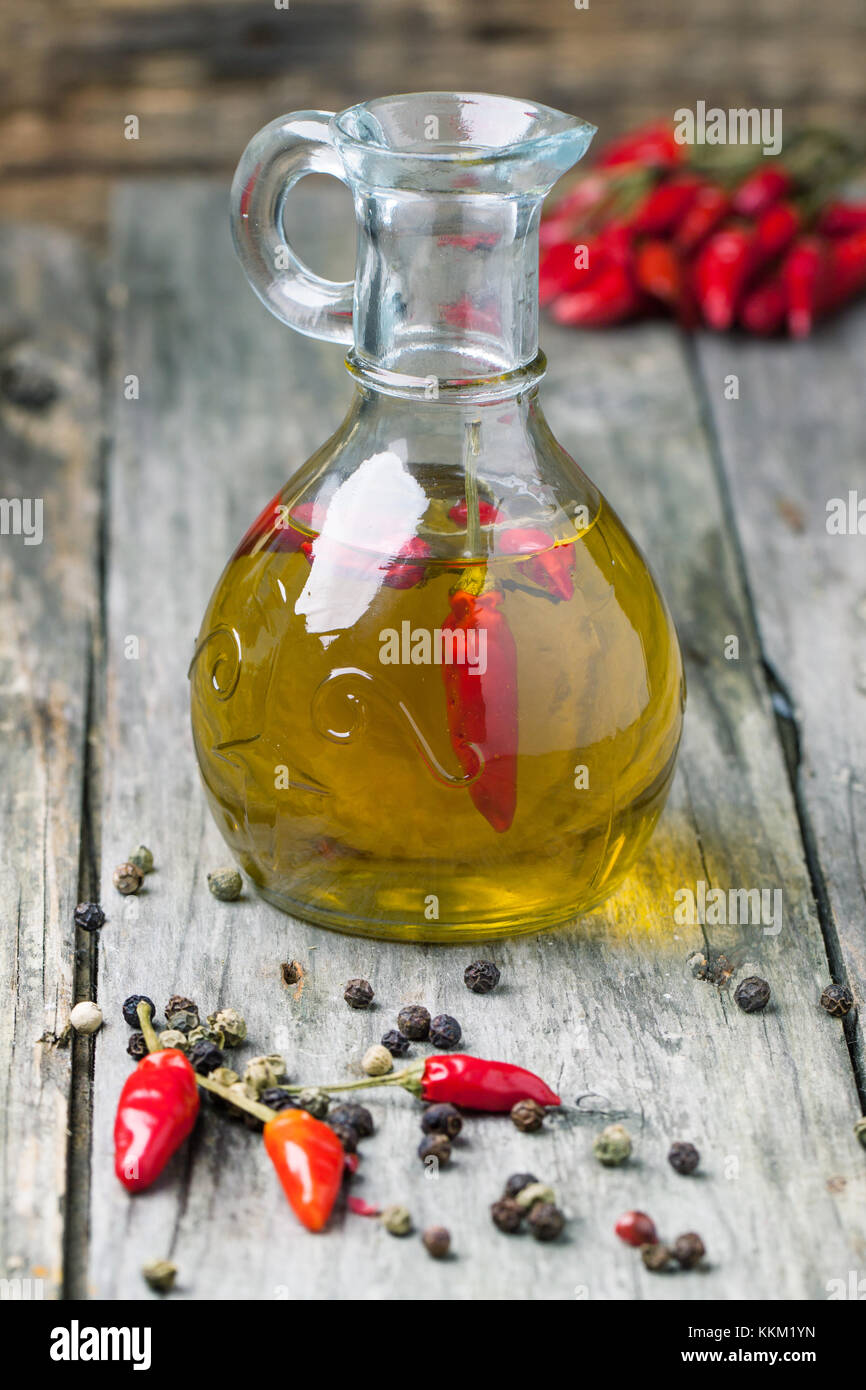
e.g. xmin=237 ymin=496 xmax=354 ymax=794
xmin=350 ymin=188 xmax=543 ymax=385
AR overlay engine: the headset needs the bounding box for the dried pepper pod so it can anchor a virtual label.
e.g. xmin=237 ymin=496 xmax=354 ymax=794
xmin=282 ymin=1053 xmax=561 ymax=1113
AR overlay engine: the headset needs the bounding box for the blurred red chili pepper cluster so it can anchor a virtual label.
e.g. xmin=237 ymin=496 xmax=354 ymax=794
xmin=540 ymin=122 xmax=866 ymax=337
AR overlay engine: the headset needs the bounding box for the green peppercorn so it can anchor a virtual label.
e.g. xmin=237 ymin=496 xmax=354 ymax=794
xmin=421 ymin=1102 xmax=462 ymax=1138
xmin=855 ymin=1117 xmax=866 ymax=1150
xmin=244 ymin=1055 xmax=286 ymax=1094
xmin=209 ymin=1066 xmax=240 ymax=1089
xmin=343 ymin=977 xmax=374 ymax=1009
xmin=75 ymin=902 xmax=106 ymax=933
xmin=128 ymin=845 xmax=154 ymax=875
xmin=329 ymin=1102 xmax=373 ymax=1137
xmin=166 ymin=995 xmax=199 ymax=1021
xmin=207 ymin=867 xmax=243 ymax=901
xmin=673 ymin=1232 xmax=706 ymax=1269
xmin=296 ymin=1087 xmax=330 ymax=1119
xmin=514 ymin=1181 xmax=555 ymax=1211
xmin=113 ymin=862 xmax=143 ymax=895
xmin=734 ymin=975 xmax=771 ymax=1013
xmin=641 ymin=1242 xmax=673 ymax=1271
xmin=668 ymin=1140 xmax=700 ymax=1175
xmin=158 ymin=1029 xmax=189 ymax=1052
xmin=418 ymin=1133 xmax=452 ymax=1166
xmin=429 ymin=1013 xmax=462 ymax=1049
xmin=396 ymin=1004 xmax=430 ymax=1040
xmin=165 ymin=1009 xmax=198 ymax=1035
xmin=593 ymin=1123 xmax=632 ymax=1166
xmin=422 ymin=1226 xmax=451 ymax=1259
xmin=207 ymin=1007 xmax=246 ymax=1047
xmin=528 ymin=1202 xmax=565 ymax=1242
xmin=503 ymin=1172 xmax=538 ymax=1200
xmin=490 ymin=1197 xmax=524 ymax=1233
xmin=142 ymin=1258 xmax=176 ymax=1293
xmin=510 ymin=1097 xmax=545 ymax=1133
xmin=820 ymin=983 xmax=854 ymax=1018
xmin=381 ymin=1204 xmax=412 ymax=1236
xmin=464 ymin=960 xmax=501 ymax=994
xmin=126 ymin=1031 xmax=148 ymax=1061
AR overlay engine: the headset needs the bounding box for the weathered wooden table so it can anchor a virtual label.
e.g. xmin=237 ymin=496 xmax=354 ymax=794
xmin=1 ymin=183 xmax=864 ymax=1301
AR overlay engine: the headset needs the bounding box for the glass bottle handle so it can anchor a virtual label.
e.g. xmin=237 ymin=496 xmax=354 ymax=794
xmin=230 ymin=111 xmax=354 ymax=345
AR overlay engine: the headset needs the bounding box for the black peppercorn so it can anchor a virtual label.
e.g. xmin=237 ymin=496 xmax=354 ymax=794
xmin=0 ymin=358 xmax=59 ymax=411
xmin=464 ymin=960 xmax=501 ymax=994
xmin=260 ymin=1088 xmax=298 ymax=1112
xmin=429 ymin=1013 xmax=462 ymax=1049
xmin=126 ymin=1031 xmax=148 ymax=1061
xmin=673 ymin=1232 xmax=706 ymax=1269
xmin=422 ymin=1226 xmax=451 ymax=1259
xmin=381 ymin=1029 xmax=411 ymax=1057
xmin=328 ymin=1121 xmax=359 ymax=1154
xmin=504 ymin=1172 xmax=538 ymax=1200
xmin=166 ymin=995 xmax=199 ymax=1021
xmin=397 ymin=1004 xmax=431 ymax=1040
xmin=491 ymin=1197 xmax=524 ymax=1233
xmin=527 ymin=1202 xmax=565 ymax=1242
xmin=820 ymin=983 xmax=854 ymax=1018
xmin=122 ymin=994 xmax=155 ymax=1028
xmin=511 ymin=1098 xmax=545 ymax=1133
xmin=188 ymin=1039 xmax=224 ymax=1075
xmin=734 ymin=975 xmax=771 ymax=1013
xmin=668 ymin=1141 xmax=700 ymax=1175
xmin=421 ymin=1102 xmax=463 ymax=1138
xmin=74 ymin=902 xmax=106 ymax=933
xmin=418 ymin=1133 xmax=452 ymax=1165
xmin=329 ymin=1102 xmax=374 ymax=1138
xmin=641 ymin=1242 xmax=673 ymax=1271
xmin=344 ymin=978 xmax=374 ymax=1009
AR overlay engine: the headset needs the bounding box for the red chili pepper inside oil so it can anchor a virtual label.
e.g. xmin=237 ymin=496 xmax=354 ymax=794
xmin=190 ymin=461 xmax=684 ymax=942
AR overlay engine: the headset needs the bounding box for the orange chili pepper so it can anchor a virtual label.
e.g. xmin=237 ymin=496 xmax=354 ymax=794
xmin=263 ymin=1108 xmax=345 ymax=1232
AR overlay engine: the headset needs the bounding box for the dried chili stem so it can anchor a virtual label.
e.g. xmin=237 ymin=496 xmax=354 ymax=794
xmin=463 ymin=419 xmax=483 ymax=560
xmin=137 ymin=1000 xmax=162 ymax=1053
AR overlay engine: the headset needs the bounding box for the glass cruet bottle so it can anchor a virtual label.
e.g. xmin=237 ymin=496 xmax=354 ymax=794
xmin=189 ymin=92 xmax=686 ymax=942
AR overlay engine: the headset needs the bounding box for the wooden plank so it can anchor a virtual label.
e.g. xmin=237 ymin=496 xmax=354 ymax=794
xmin=2 ymin=0 xmax=864 ymax=241
xmin=89 ymin=181 xmax=864 ymax=1300
xmin=693 ymin=316 xmax=866 ymax=1080
xmin=0 ymin=227 xmax=103 ymax=1297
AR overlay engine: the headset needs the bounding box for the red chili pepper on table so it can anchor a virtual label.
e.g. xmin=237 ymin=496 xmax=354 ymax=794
xmin=417 ymin=1054 xmax=560 ymax=1111
xmin=500 ymin=527 xmax=575 ymax=601
xmin=283 ymin=1054 xmax=561 ymax=1112
xmin=731 ymin=165 xmax=795 ymax=217
xmin=694 ymin=226 xmax=757 ymax=330
xmin=630 ymin=176 xmax=702 ymax=237
xmin=634 ymin=239 xmax=683 ymax=310
xmin=550 ymin=258 xmax=645 ymax=327
xmin=821 ymin=228 xmax=866 ymax=315
xmin=596 ymin=122 xmax=682 ymax=171
xmin=442 ymin=587 xmax=518 ymax=833
xmin=740 ymin=273 xmax=787 ymax=336
xmin=263 ymin=1108 xmax=345 ymax=1232
xmin=114 ymin=1049 xmax=200 ymax=1192
xmin=783 ymin=236 xmax=829 ymax=338
xmin=673 ymin=185 xmax=731 ymax=255
xmin=818 ymin=202 xmax=866 ymax=237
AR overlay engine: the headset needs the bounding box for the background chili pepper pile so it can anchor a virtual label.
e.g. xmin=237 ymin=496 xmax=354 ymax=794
xmin=540 ymin=123 xmax=866 ymax=336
